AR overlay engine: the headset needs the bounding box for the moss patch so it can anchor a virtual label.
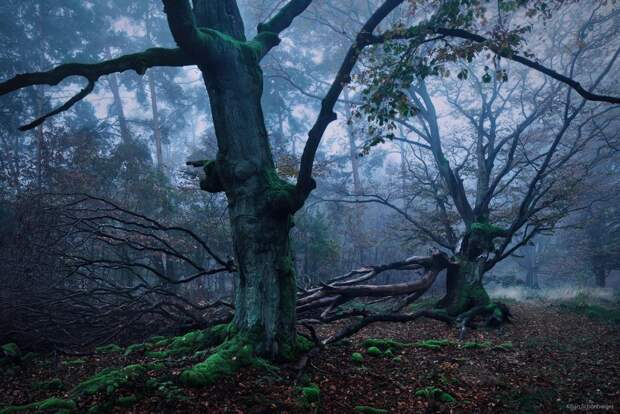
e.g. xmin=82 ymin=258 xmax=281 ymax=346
xmin=300 ymin=383 xmax=320 ymax=406
xmin=415 ymin=386 xmax=456 ymax=402
xmin=0 ymin=398 xmax=76 ymax=414
xmin=414 ymin=339 xmax=454 ymax=350
xmin=367 ymin=346 xmax=382 ymax=357
xmin=179 ymin=334 xmax=274 ymax=387
xmin=355 ymin=406 xmax=388 ymax=413
xmin=95 ymin=344 xmax=123 ymax=354
xmin=351 ymin=352 xmax=364 ymax=364
xmin=462 ymin=341 xmax=492 ymax=350
xmin=72 ymin=362 xmax=163 ymax=396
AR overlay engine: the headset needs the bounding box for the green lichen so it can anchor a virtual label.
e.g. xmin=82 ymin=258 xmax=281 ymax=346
xmin=415 ymin=386 xmax=456 ymax=402
xmin=95 ymin=344 xmax=123 ymax=354
xmin=0 ymin=398 xmax=76 ymax=414
xmin=414 ymin=339 xmax=454 ymax=350
xmin=367 ymin=346 xmax=382 ymax=357
xmin=355 ymin=406 xmax=388 ymax=413
xmin=351 ymin=352 xmax=364 ymax=364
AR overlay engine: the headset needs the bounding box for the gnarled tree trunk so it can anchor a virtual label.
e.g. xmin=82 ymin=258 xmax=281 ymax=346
xmin=437 ymin=259 xmax=490 ymax=316
xmin=195 ymin=0 xmax=298 ymax=358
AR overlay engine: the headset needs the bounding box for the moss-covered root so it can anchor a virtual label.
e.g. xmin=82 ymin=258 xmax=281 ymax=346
xmin=0 ymin=398 xmax=76 ymax=414
xmin=179 ymin=334 xmax=268 ymax=387
xmin=355 ymin=406 xmax=388 ymax=414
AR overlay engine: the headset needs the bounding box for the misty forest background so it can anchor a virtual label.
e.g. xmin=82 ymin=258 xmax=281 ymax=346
xmin=0 ymin=0 xmax=619 ymax=413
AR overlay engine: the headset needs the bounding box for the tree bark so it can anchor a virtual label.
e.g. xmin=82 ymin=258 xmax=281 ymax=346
xmin=594 ymin=266 xmax=606 ymax=288
xmin=437 ymin=259 xmax=490 ymax=316
xmin=197 ymin=21 xmax=297 ymax=357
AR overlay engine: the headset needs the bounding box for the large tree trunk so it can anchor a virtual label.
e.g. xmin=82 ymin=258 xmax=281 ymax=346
xmin=437 ymin=259 xmax=490 ymax=316
xmin=196 ymin=6 xmax=297 ymax=357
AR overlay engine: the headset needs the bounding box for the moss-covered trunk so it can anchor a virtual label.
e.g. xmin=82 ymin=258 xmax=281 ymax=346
xmin=437 ymin=259 xmax=490 ymax=316
xmin=196 ymin=21 xmax=297 ymax=358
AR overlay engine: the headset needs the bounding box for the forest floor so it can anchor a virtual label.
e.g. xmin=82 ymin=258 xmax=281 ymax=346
xmin=1 ymin=298 xmax=619 ymax=414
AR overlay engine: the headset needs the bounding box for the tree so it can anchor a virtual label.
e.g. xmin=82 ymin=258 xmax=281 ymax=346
xmin=1 ymin=0 xmax=619 ymax=364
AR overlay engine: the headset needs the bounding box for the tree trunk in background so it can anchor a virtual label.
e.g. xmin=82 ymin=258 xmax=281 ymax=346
xmin=108 ymin=73 xmax=131 ymax=144
xmin=196 ymin=0 xmax=297 ymax=357
xmin=148 ymin=72 xmax=164 ymax=171
xmin=345 ymin=90 xmax=365 ymax=265
xmin=594 ymin=266 xmax=606 ymax=288
xmin=145 ymin=8 xmax=164 ymax=171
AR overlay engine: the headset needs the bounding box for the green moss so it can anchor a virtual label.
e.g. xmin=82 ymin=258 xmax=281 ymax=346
xmin=123 ymin=343 xmax=145 ymax=356
xmin=179 ymin=334 xmax=272 ymax=387
xmin=362 ymin=338 xmax=410 ymax=351
xmin=72 ymin=363 xmax=162 ymax=396
xmin=2 ymin=343 xmax=20 ymax=359
xmin=62 ymin=358 xmax=87 ymax=366
xmin=300 ymin=383 xmax=320 ymax=405
xmin=414 ymin=339 xmax=454 ymax=350
xmin=392 ymin=356 xmax=404 ymax=363
xmin=264 ymin=168 xmax=298 ymax=214
xmin=367 ymin=346 xmax=382 ymax=357
xmin=296 ymin=335 xmax=314 ymax=353
xmin=383 ymin=349 xmax=394 ymax=358
xmin=0 ymin=398 xmax=76 ymax=414
xmin=95 ymin=344 xmax=123 ymax=354
xmin=462 ymin=341 xmax=492 ymax=350
xmin=415 ymin=386 xmax=456 ymax=402
xmin=493 ymin=342 xmax=514 ymax=351
xmin=281 ymin=335 xmax=315 ymax=361
xmin=351 ymin=352 xmax=364 ymax=364
xmin=355 ymin=406 xmax=388 ymax=413
xmin=470 ymin=222 xmax=506 ymax=237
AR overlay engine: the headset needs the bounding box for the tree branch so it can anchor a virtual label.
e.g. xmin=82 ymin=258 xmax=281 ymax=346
xmin=0 ymin=48 xmax=192 ymax=130
xmin=296 ymin=0 xmax=406 ymax=199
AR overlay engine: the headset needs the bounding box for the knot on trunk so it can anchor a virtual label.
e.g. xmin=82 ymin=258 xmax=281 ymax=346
xmin=186 ymin=159 xmax=224 ymax=193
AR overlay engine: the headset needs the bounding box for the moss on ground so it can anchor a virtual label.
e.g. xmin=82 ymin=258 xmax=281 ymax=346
xmin=355 ymin=405 xmax=388 ymax=413
xmin=72 ymin=362 xmax=163 ymax=396
xmin=415 ymin=386 xmax=456 ymax=402
xmin=95 ymin=344 xmax=123 ymax=354
xmin=351 ymin=352 xmax=364 ymax=364
xmin=462 ymin=341 xmax=492 ymax=350
xmin=0 ymin=398 xmax=76 ymax=414
xmin=414 ymin=339 xmax=454 ymax=350
xmin=366 ymin=346 xmax=382 ymax=357
xmin=123 ymin=343 xmax=146 ymax=356
xmin=62 ymin=358 xmax=86 ymax=366
xmin=300 ymin=383 xmax=320 ymax=407
xmin=179 ymin=333 xmax=274 ymax=387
